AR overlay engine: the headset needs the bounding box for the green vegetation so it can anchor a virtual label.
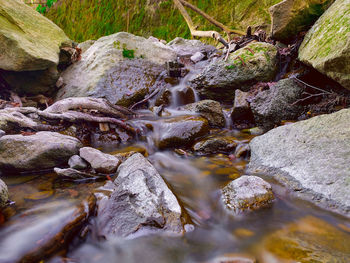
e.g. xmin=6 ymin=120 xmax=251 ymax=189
xmin=122 ymin=48 xmax=135 ymax=59
xmin=36 ymin=0 xmax=58 ymax=14
xmin=46 ymin=0 xmax=282 ymax=43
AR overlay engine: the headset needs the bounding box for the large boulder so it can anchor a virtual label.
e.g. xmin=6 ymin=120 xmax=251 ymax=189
xmin=269 ymin=0 xmax=334 ymax=41
xmin=0 ymin=0 xmax=70 ymax=71
xmin=0 ymin=132 xmax=82 ymax=172
xmin=298 ymin=0 xmax=350 ymax=90
xmin=250 ymin=78 xmax=304 ymax=130
xmin=97 ymin=153 xmax=184 ymax=239
xmin=56 ymin=32 xmax=177 ymax=107
xmin=248 ymin=109 xmax=350 ymax=217
xmin=191 ymin=42 xmax=278 ymax=102
xmin=167 ymin=37 xmax=216 ymax=57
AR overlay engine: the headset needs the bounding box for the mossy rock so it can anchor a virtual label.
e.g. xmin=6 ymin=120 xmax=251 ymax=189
xmin=298 ymin=0 xmax=350 ymax=90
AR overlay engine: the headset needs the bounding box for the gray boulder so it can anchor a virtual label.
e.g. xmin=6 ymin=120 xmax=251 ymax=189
xmin=56 ymin=32 xmax=177 ymax=107
xmin=0 ymin=132 xmax=82 ymax=172
xmin=193 ymin=136 xmax=238 ymax=155
xmin=0 ymin=179 xmax=8 ymax=208
xmin=298 ymin=0 xmax=350 ymax=90
xmin=231 ymin=89 xmax=254 ymax=123
xmin=222 ymin=175 xmax=274 ymax=213
xmin=97 ymin=153 xmax=184 ymax=239
xmin=167 ymin=37 xmax=216 ymax=57
xmin=80 ymin=147 xmax=121 ymax=174
xmin=250 ymin=78 xmax=304 ymax=130
xmin=191 ymin=42 xmax=278 ymax=102
xmin=68 ymin=155 xmax=88 ymax=170
xmin=248 ymin=109 xmax=350 ymax=217
xmin=182 ymin=100 xmax=225 ymax=127
xmin=0 ymin=130 xmax=5 ymax=138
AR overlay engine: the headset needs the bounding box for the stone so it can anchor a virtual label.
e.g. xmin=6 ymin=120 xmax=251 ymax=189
xmin=97 ymin=153 xmax=184 ymax=239
xmin=191 ymin=42 xmax=278 ymax=102
xmin=298 ymin=0 xmax=350 ymax=89
xmin=167 ymin=37 xmax=216 ymax=57
xmin=77 ymin=40 xmax=96 ymax=53
xmin=79 ymin=147 xmax=121 ymax=174
xmin=207 ymin=253 xmax=256 ymax=263
xmin=183 ymin=100 xmax=225 ymax=127
xmin=250 ymin=78 xmax=304 ymax=130
xmin=0 ymin=132 xmax=82 ymax=172
xmin=193 ymin=136 xmax=238 ymax=155
xmin=222 ymin=175 xmax=274 ymax=213
xmin=191 ymin=52 xmax=205 ymax=63
xmin=248 ymin=109 xmax=350 ymax=217
xmin=54 ymin=167 xmax=95 ymax=180
xmin=231 ymin=89 xmax=254 ymax=122
xmin=269 ymin=0 xmax=334 ymax=41
xmin=56 ymin=32 xmax=177 ymax=107
xmin=0 ymin=130 xmax=5 ymax=138
xmin=68 ymin=155 xmax=88 ymax=170
xmin=257 ymin=216 xmax=350 ymax=262
xmin=0 ymin=179 xmax=8 ymax=208
xmin=154 ymin=116 xmax=209 ymax=149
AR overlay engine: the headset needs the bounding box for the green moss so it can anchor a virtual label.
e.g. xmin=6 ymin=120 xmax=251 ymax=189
xmin=122 ymin=48 xmax=135 ymax=59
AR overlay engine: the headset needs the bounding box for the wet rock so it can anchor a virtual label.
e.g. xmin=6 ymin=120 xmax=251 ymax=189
xmin=234 ymin=143 xmax=250 ymax=158
xmin=56 ymin=32 xmax=176 ymax=107
xmin=77 ymin=40 xmax=96 ymax=53
xmin=167 ymin=37 xmax=216 ymax=57
xmin=0 ymin=197 xmax=95 ymax=263
xmin=54 ymin=167 xmax=96 ymax=180
xmin=155 ymin=116 xmax=209 ymax=149
xmin=298 ymin=0 xmax=350 ymax=89
xmin=0 ymin=132 xmax=82 ymax=172
xmin=250 ymin=78 xmax=304 ymax=130
xmin=191 ymin=42 xmax=278 ymax=102
xmin=0 ymin=130 xmax=5 ymax=138
xmin=0 ymin=179 xmax=9 ymax=208
xmin=206 ymin=253 xmax=256 ymax=263
xmin=0 ymin=0 xmax=70 ymax=72
xmin=222 ymin=175 xmax=274 ymax=213
xmin=97 ymin=153 xmax=184 ymax=239
xmin=231 ymin=90 xmax=254 ymax=123
xmin=269 ymin=0 xmax=334 ymax=41
xmin=183 ymin=100 xmax=225 ymax=127
xmin=193 ymin=136 xmax=238 ymax=155
xmin=80 ymin=147 xmax=121 ymax=174
xmin=257 ymin=216 xmax=350 ymax=262
xmin=68 ymin=155 xmax=88 ymax=170
xmin=248 ymin=109 xmax=350 ymax=217
xmin=191 ymin=52 xmax=205 ymax=63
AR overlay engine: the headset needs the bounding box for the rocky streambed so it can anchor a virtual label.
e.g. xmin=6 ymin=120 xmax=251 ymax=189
xmin=1 ymin=0 xmax=350 ymax=262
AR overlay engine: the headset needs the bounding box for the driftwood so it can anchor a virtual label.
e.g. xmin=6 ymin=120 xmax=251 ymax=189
xmin=173 ymin=0 xmax=245 ymax=46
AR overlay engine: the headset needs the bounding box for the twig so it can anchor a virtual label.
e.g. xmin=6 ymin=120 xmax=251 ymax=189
xmin=292 ymin=76 xmax=332 ymax=95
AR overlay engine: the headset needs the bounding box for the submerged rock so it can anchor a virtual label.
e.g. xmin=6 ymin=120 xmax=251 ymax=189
xmin=155 ymin=116 xmax=209 ymax=149
xmin=193 ymin=136 xmax=238 ymax=155
xmin=257 ymin=216 xmax=350 ymax=262
xmin=248 ymin=109 xmax=350 ymax=217
xmin=80 ymin=147 xmax=121 ymax=174
xmin=250 ymin=78 xmax=304 ymax=130
xmin=54 ymin=167 xmax=96 ymax=180
xmin=0 ymin=179 xmax=8 ymax=208
xmin=97 ymin=153 xmax=184 ymax=239
xmin=269 ymin=0 xmax=334 ymax=41
xmin=222 ymin=175 xmax=274 ymax=213
xmin=298 ymin=0 xmax=350 ymax=89
xmin=56 ymin=32 xmax=177 ymax=106
xmin=183 ymin=100 xmax=225 ymax=127
xmin=0 ymin=132 xmax=82 ymax=172
xmin=191 ymin=42 xmax=278 ymax=102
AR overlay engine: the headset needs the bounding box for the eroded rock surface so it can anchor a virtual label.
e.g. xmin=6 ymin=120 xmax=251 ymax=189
xmin=80 ymin=147 xmax=121 ymax=174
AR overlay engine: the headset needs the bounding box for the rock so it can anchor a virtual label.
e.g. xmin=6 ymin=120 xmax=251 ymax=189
xmin=250 ymin=78 xmax=304 ymax=130
xmin=167 ymin=37 xmax=216 ymax=57
xmin=257 ymin=216 xmax=350 ymax=262
xmin=0 ymin=107 xmax=39 ymax=132
xmin=231 ymin=89 xmax=254 ymax=123
xmin=0 ymin=0 xmax=70 ymax=72
xmin=54 ymin=167 xmax=95 ymax=180
xmin=222 ymin=175 xmax=274 ymax=213
xmin=183 ymin=100 xmax=225 ymax=127
xmin=0 ymin=132 xmax=82 ymax=172
xmin=248 ymin=109 xmax=350 ymax=217
xmin=56 ymin=32 xmax=177 ymax=107
xmin=193 ymin=136 xmax=238 ymax=155
xmin=0 ymin=197 xmax=95 ymax=263
xmin=154 ymin=116 xmax=209 ymax=149
xmin=0 ymin=130 xmax=5 ymax=138
xmin=269 ymin=0 xmax=334 ymax=41
xmin=68 ymin=155 xmax=88 ymax=170
xmin=80 ymin=147 xmax=121 ymax=174
xmin=0 ymin=179 xmax=9 ymax=208
xmin=298 ymin=0 xmax=350 ymax=89
xmin=206 ymin=253 xmax=256 ymax=263
xmin=97 ymin=153 xmax=184 ymax=239
xmin=191 ymin=42 xmax=278 ymax=102
xmin=77 ymin=40 xmax=96 ymax=53
xmin=191 ymin=52 xmax=206 ymax=63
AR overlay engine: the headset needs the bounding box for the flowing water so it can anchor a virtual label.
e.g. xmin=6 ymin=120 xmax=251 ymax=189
xmin=1 ymin=63 xmax=350 ymax=263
